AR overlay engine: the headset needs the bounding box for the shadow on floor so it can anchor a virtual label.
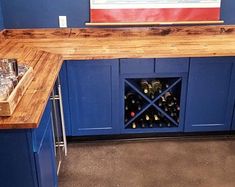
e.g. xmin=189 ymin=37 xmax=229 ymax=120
xmin=59 ymin=137 xmax=235 ymax=187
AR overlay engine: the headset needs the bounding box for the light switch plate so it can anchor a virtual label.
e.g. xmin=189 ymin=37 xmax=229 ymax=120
xmin=59 ymin=16 xmax=67 ymax=28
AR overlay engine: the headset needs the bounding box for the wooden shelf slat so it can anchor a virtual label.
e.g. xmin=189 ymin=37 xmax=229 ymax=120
xmin=86 ymin=21 xmax=224 ymax=26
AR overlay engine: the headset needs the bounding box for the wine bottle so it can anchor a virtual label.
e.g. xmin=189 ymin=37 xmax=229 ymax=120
xmin=153 ymin=114 xmax=160 ymax=121
xmin=140 ymin=118 xmax=146 ymax=128
xmin=177 ymin=105 xmax=180 ymax=111
xmin=158 ymin=96 xmax=166 ymax=107
xmin=135 ymin=95 xmax=143 ymax=111
xmin=156 ymin=112 xmax=165 ymax=128
xmin=167 ymin=122 xmax=171 ymax=127
xmin=137 ymin=104 xmax=142 ymax=111
xmin=125 ymin=92 xmax=136 ymax=104
xmin=125 ymin=92 xmax=143 ymax=110
xmin=149 ymin=122 xmax=154 ymax=128
xmin=150 ymin=93 xmax=155 ymax=100
xmin=130 ymin=111 xmax=135 ymax=117
xmin=145 ymin=114 xmax=150 ymax=121
xmin=165 ymin=92 xmax=175 ymax=107
xmin=132 ymin=122 xmax=137 ymax=129
xmin=151 ymin=79 xmax=162 ymax=95
xmin=140 ymin=80 xmax=149 ymax=94
xmin=159 ymin=121 xmax=164 ymax=128
xmin=170 ymin=111 xmax=176 ymax=117
xmin=125 ymin=92 xmax=143 ymax=119
xmin=177 ymin=118 xmax=180 ymax=123
xmin=131 ymin=98 xmax=135 ymax=104
xmin=165 ymin=83 xmax=169 ymax=89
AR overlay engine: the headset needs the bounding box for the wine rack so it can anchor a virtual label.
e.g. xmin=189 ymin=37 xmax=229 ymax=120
xmin=124 ymin=77 xmax=182 ymax=130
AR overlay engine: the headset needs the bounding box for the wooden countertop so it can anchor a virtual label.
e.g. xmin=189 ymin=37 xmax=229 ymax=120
xmin=0 ymin=25 xmax=235 ymax=129
xmin=0 ymin=41 xmax=63 ymax=129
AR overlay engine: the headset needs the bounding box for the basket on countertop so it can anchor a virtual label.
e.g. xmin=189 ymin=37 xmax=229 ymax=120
xmin=0 ymin=58 xmax=34 ymax=116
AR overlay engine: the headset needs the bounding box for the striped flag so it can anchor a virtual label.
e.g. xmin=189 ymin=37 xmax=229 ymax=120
xmin=90 ymin=0 xmax=221 ymax=23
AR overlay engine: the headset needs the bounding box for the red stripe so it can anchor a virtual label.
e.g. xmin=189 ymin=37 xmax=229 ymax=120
xmin=91 ymin=8 xmax=220 ymax=22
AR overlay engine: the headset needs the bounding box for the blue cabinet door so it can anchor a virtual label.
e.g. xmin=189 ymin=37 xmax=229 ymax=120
xmin=0 ymin=130 xmax=38 ymax=187
xmin=185 ymin=57 xmax=235 ymax=132
xmin=35 ymin=116 xmax=58 ymax=187
xmin=67 ymin=60 xmax=119 ymax=136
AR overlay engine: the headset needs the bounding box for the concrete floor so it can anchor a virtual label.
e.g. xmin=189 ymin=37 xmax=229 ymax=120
xmin=59 ymin=137 xmax=235 ymax=187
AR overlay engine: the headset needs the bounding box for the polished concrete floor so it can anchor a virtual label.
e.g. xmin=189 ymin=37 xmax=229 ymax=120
xmin=59 ymin=137 xmax=235 ymax=187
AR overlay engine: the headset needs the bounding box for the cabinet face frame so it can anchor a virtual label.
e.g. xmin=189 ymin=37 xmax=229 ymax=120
xmin=120 ymin=72 xmax=188 ymax=134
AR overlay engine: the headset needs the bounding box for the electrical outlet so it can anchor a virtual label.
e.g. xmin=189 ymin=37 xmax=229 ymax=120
xmin=59 ymin=16 xmax=67 ymax=28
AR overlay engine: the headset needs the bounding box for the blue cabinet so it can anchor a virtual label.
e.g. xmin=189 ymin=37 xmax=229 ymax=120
xmin=120 ymin=58 xmax=189 ymax=134
xmin=67 ymin=60 xmax=119 ymax=136
xmin=0 ymin=130 xmax=38 ymax=187
xmin=32 ymin=101 xmax=58 ymax=187
xmin=0 ymin=101 xmax=57 ymax=187
xmin=35 ymin=117 xmax=57 ymax=187
xmin=185 ymin=57 xmax=235 ymax=132
xmin=33 ymin=102 xmax=57 ymax=187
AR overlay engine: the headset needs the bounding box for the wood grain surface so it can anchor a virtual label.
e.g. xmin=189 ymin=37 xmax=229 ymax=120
xmin=0 ymin=25 xmax=235 ymax=129
xmin=0 ymin=41 xmax=63 ymax=129
xmin=85 ymin=21 xmax=224 ymax=26
xmin=0 ymin=67 xmax=34 ymax=116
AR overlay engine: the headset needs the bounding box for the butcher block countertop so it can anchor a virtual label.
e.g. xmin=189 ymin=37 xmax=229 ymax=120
xmin=0 ymin=25 xmax=235 ymax=129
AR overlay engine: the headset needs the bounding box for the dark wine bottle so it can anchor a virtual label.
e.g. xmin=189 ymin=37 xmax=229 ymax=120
xmin=149 ymin=122 xmax=154 ymax=128
xmin=158 ymin=96 xmax=166 ymax=107
xmin=140 ymin=80 xmax=149 ymax=94
xmin=125 ymin=92 xmax=144 ymax=123
xmin=137 ymin=104 xmax=142 ymax=111
xmin=150 ymin=93 xmax=155 ymax=100
xmin=167 ymin=122 xmax=171 ymax=127
xmin=140 ymin=118 xmax=146 ymax=128
xmin=158 ymin=121 xmax=164 ymax=128
xmin=177 ymin=118 xmax=180 ymax=123
xmin=165 ymin=83 xmax=169 ymax=89
xmin=164 ymin=92 xmax=175 ymax=107
xmin=151 ymin=79 xmax=162 ymax=95
xmin=161 ymin=116 xmax=171 ymax=127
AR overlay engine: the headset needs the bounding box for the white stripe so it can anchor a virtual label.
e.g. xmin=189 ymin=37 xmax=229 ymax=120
xmin=91 ymin=2 xmax=221 ymax=9
xmin=91 ymin=3 xmax=220 ymax=9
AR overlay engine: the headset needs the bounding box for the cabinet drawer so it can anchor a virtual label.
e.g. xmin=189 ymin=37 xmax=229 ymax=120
xmin=120 ymin=58 xmax=154 ymax=74
xmin=155 ymin=58 xmax=189 ymax=73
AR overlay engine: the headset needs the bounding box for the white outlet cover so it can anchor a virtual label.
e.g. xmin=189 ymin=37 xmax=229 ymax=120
xmin=59 ymin=16 xmax=67 ymax=28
